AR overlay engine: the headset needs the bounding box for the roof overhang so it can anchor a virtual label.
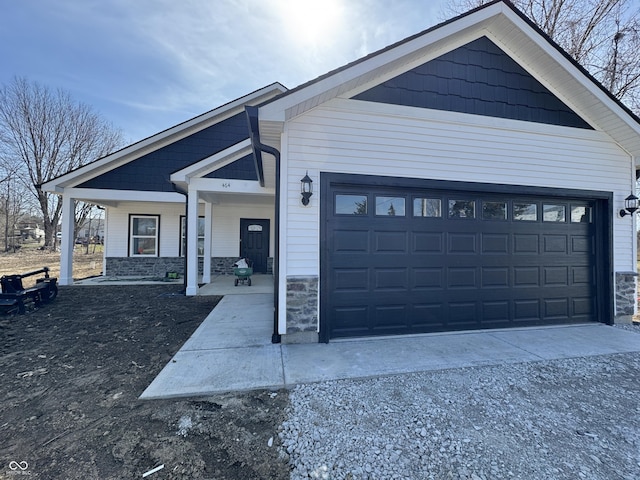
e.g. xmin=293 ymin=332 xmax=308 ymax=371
xmin=256 ymin=1 xmax=640 ymax=157
xmin=170 ymin=139 xmax=253 ymax=188
xmin=170 ymin=138 xmax=276 ymax=198
xmin=42 ymin=82 xmax=287 ymax=193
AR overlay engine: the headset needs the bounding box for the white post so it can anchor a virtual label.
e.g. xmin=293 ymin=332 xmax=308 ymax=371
xmin=202 ymin=201 xmax=213 ymax=284
xmin=185 ymin=187 xmax=199 ymax=296
xmin=103 ymin=208 xmax=109 ymax=276
xmin=59 ymin=195 xmax=75 ymax=285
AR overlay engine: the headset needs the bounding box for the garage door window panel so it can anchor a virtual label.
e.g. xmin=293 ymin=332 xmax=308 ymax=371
xmin=513 ymin=203 xmax=538 ymax=221
xmin=448 ymin=199 xmax=475 ymax=218
xmin=482 ymin=201 xmax=508 ymax=220
xmin=543 ymin=204 xmax=566 ymax=222
xmin=375 ymin=196 xmax=405 ymax=216
xmin=335 ymin=194 xmax=368 ymax=215
xmin=413 ymin=198 xmax=442 ymax=217
xmin=571 ymin=205 xmax=592 ymax=223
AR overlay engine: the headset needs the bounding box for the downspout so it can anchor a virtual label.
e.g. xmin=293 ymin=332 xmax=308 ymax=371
xmin=172 ymin=183 xmax=188 ymax=294
xmin=245 ymin=105 xmax=281 ymax=344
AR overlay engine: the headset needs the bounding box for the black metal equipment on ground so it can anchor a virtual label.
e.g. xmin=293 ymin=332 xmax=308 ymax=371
xmin=0 ymin=267 xmax=58 ymax=314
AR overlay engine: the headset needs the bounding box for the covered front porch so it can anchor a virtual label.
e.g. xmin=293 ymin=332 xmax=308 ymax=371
xmin=197 ymin=273 xmax=274 ymax=295
xmin=171 ymin=139 xmax=276 ymax=296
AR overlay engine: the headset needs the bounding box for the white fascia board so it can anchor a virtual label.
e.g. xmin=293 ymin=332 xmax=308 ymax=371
xmin=43 ymin=84 xmax=287 ymax=191
xmin=256 ymin=1 xmax=640 ymax=156
xmin=492 ymin=7 xmax=640 ymax=155
xmin=188 ymin=177 xmax=274 ymax=195
xmin=258 ymin=3 xmax=505 ymax=122
xmin=64 ymin=187 xmax=185 ymax=205
xmin=170 ymin=139 xmax=253 ymax=183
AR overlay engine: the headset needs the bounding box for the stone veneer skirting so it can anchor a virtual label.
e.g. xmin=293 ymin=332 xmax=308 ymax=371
xmin=615 ymin=271 xmax=637 ymax=318
xmin=105 ymin=256 xmax=273 ymax=277
xmin=286 ymin=275 xmax=318 ymax=335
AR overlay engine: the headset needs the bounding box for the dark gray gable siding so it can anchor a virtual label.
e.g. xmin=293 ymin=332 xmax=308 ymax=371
xmin=205 ymin=154 xmax=258 ymax=181
xmin=352 ymin=36 xmax=592 ymax=129
xmin=79 ymin=112 xmax=249 ymax=192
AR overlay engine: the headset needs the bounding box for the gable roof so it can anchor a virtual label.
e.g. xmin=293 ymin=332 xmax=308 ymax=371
xmin=254 ymin=0 xmax=640 ymax=157
xmin=352 ymin=35 xmax=592 ymax=129
xmin=43 ymin=82 xmax=287 ymax=193
xmin=78 ymin=111 xmax=250 ymax=192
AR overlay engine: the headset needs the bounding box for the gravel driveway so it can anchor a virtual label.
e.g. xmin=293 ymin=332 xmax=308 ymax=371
xmin=280 ymin=326 xmax=640 ymax=480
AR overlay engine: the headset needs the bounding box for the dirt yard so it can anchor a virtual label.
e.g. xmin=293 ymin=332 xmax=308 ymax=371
xmin=1 ymin=276 xmax=289 ymax=478
xmin=0 ymin=247 xmax=103 ymax=283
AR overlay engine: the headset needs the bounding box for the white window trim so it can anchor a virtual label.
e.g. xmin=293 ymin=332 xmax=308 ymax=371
xmin=129 ymin=214 xmax=160 ymax=257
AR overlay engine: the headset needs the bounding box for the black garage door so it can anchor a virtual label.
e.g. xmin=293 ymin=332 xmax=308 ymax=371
xmin=320 ymin=174 xmax=610 ymax=341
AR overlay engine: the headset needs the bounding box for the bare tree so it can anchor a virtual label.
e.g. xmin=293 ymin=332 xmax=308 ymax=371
xmin=0 ymin=173 xmax=29 ymax=252
xmin=0 ymin=156 xmax=27 ymax=252
xmin=0 ymin=77 xmax=124 ymax=248
xmin=444 ymin=0 xmax=640 ymax=113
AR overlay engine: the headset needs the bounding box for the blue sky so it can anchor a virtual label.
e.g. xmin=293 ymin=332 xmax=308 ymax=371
xmin=1 ymin=0 xmax=449 ymax=144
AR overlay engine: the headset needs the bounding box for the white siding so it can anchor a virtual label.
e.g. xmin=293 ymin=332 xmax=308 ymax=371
xmin=105 ymin=202 xmax=186 ymax=257
xmin=105 ymin=200 xmax=275 ymax=258
xmin=282 ymin=99 xmax=634 ymax=276
xmin=211 ymin=202 xmax=275 ymax=257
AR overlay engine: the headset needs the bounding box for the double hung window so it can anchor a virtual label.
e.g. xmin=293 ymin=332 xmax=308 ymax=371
xmin=130 ymin=215 xmax=159 ymax=256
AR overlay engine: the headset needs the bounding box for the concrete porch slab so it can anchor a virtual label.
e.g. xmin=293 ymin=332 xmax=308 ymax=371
xmin=198 ymin=274 xmax=273 ymax=296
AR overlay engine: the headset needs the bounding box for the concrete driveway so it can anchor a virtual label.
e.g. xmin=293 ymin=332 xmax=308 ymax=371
xmin=140 ymin=292 xmax=640 ymax=399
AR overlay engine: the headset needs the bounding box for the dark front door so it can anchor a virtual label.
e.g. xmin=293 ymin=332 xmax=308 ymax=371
xmin=240 ymin=219 xmax=270 ymax=273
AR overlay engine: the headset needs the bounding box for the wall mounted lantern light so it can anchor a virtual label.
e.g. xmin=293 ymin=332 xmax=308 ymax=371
xmin=619 ymin=193 xmax=639 ymax=217
xmin=300 ymin=171 xmax=313 ymax=206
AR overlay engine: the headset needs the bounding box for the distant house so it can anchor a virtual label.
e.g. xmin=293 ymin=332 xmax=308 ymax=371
xmin=43 ymin=1 xmax=640 ymax=343
xmin=76 ymin=217 xmax=105 ymax=242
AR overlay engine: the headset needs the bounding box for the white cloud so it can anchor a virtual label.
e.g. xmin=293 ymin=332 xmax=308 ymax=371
xmin=1 ymin=0 xmax=446 ymax=141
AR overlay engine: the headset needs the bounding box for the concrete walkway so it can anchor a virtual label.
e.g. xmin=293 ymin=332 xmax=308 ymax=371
xmin=140 ymin=293 xmax=640 ymax=399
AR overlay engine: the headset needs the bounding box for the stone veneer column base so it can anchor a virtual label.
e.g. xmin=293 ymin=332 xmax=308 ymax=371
xmin=615 ymin=271 xmax=637 ymax=323
xmin=285 ymin=275 xmax=318 ymax=343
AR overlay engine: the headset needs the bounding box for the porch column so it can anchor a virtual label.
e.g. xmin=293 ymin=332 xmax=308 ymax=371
xmin=185 ymin=188 xmax=199 ymax=296
xmin=59 ymin=194 xmax=75 ymax=285
xmin=202 ymin=201 xmax=213 ymax=284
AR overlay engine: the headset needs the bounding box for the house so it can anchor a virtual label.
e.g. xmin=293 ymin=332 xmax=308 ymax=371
xmin=43 ymin=0 xmax=640 ymax=344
